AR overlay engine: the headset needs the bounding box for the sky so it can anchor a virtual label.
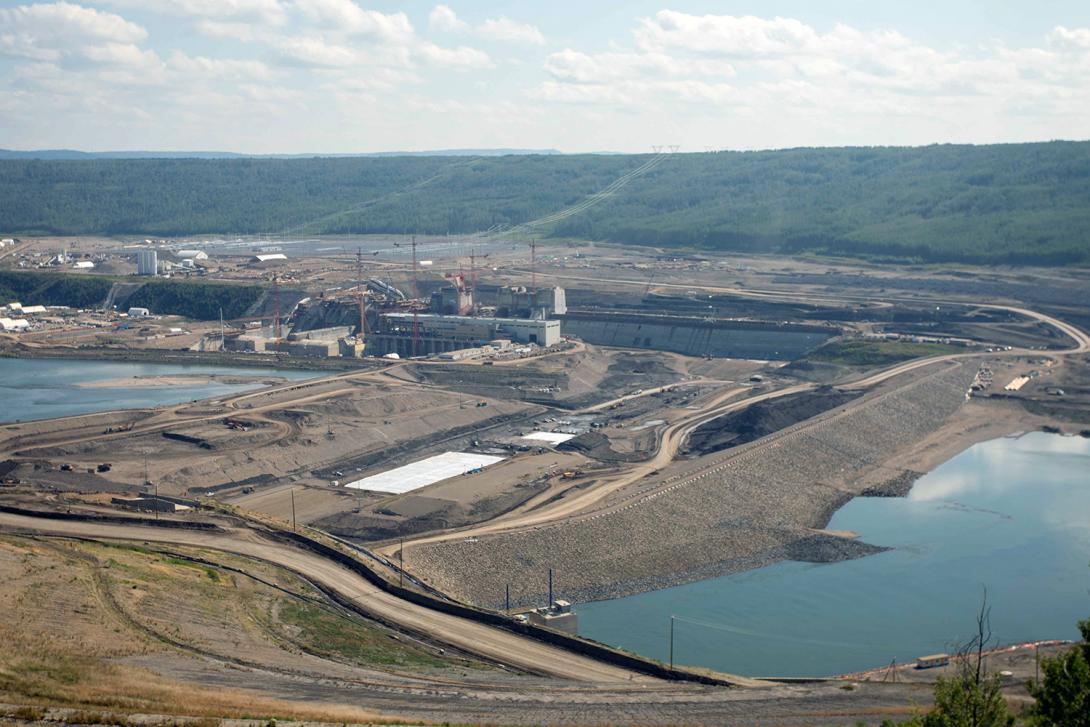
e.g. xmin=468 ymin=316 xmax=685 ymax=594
xmin=1 ymin=1 xmax=1089 ymax=154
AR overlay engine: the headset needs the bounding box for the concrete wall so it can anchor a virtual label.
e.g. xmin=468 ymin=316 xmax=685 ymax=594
xmin=560 ymin=313 xmax=834 ymax=360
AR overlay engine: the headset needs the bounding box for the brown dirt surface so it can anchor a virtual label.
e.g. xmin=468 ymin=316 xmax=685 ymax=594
xmin=0 ymin=533 xmax=496 ymax=723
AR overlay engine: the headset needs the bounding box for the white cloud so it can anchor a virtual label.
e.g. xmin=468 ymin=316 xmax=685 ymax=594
xmin=2 ymin=5 xmax=1087 ymax=153
xmin=536 ymin=10 xmax=1090 ymax=122
xmin=0 ymin=1 xmax=163 ymax=73
xmin=428 ymin=4 xmax=545 ymax=45
xmin=635 ymin=11 xmax=820 ymax=57
xmin=429 ymin=4 xmax=467 ymax=33
xmin=100 ymin=0 xmax=287 ymax=25
xmin=545 ymin=49 xmax=734 ymax=83
xmin=417 ymin=42 xmax=493 ymax=69
xmin=275 ymin=36 xmax=358 ymax=67
xmin=166 ymin=51 xmax=272 ymax=81
xmin=0 ymin=1 xmax=147 ymax=62
xmin=81 ymin=41 xmax=159 ymax=67
xmin=292 ymin=0 xmax=414 ymax=43
xmin=478 ymin=16 xmax=545 ymax=45
xmin=1048 ymin=25 xmax=1090 ymax=52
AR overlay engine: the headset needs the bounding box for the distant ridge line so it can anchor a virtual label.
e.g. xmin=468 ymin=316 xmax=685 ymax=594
xmin=0 ymin=148 xmax=565 ymax=160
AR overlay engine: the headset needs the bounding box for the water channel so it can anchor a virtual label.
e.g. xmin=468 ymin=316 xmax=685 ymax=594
xmin=578 ymin=432 xmax=1090 ymax=677
xmin=1 ymin=358 xmax=318 ymax=424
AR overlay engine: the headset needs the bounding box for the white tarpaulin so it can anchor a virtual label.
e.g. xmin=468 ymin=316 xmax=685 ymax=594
xmin=344 ymin=452 xmax=505 ymax=494
xmin=522 ymin=431 xmax=577 ymax=444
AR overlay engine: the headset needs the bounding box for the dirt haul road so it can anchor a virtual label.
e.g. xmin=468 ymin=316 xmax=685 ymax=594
xmin=391 ymin=301 xmax=1088 ymax=555
xmin=0 ymin=511 xmax=657 ymax=685
xmin=520 ymin=269 xmax=1090 ymax=354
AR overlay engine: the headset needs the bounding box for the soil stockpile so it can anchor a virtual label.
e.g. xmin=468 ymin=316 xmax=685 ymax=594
xmin=686 ymin=387 xmax=859 ymax=456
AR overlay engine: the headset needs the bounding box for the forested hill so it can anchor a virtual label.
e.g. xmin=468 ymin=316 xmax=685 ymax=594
xmin=2 ymin=141 xmax=1089 ymax=265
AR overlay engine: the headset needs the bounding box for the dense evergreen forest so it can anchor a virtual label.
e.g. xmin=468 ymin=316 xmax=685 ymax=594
xmin=2 ymin=142 xmax=1089 ymax=265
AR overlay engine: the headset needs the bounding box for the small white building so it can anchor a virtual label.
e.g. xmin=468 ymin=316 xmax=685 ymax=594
xmin=73 ymin=260 xmax=95 ymax=269
xmin=128 ymin=307 xmax=151 ymax=318
xmin=176 ymin=250 xmax=209 ymax=261
xmin=251 ymin=253 xmax=287 ymax=264
xmin=19 ymin=305 xmax=46 ymax=315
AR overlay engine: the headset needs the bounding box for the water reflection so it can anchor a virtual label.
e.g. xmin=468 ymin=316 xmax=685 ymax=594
xmin=579 ymin=432 xmax=1090 ymax=677
xmin=2 ymin=358 xmax=318 ymax=423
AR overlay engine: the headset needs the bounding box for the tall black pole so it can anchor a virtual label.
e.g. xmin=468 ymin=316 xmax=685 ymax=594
xmin=669 ymin=615 xmax=675 ymax=669
xmin=290 ymin=488 xmax=296 ymax=532
xmin=399 ymin=539 xmax=404 ymax=588
xmin=548 ymin=568 xmax=553 ymax=608
xmin=506 ymin=584 xmax=510 ymax=614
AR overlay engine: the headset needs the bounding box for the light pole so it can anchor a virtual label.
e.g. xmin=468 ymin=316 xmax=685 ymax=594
xmin=669 ymin=615 xmax=675 ymax=670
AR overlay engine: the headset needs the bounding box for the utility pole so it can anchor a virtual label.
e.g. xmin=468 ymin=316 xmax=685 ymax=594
xmin=272 ymin=272 xmax=282 ymax=340
xmin=410 ymin=235 xmax=420 ymax=358
xmin=219 ymin=307 xmax=225 ymax=352
xmin=356 ymin=247 xmax=367 ymax=352
xmin=145 ymin=453 xmax=158 ymax=520
xmin=505 ymin=584 xmax=510 ymax=615
xmin=399 ymin=538 xmax=405 ymax=588
xmin=669 ymin=615 xmax=675 ymax=669
xmin=290 ymin=488 xmax=296 ymax=532
xmin=547 ymin=567 xmax=553 ymax=608
xmin=530 ymin=238 xmax=537 ymax=297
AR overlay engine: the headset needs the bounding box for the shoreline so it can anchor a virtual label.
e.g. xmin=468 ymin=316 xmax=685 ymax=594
xmin=576 ymin=397 xmax=1073 ymax=607
xmin=76 ymin=373 xmax=290 ymax=389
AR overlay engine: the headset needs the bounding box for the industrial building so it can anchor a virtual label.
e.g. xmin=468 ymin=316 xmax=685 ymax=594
xmin=136 ymin=249 xmax=158 ymax=276
xmin=526 ymin=599 xmax=578 ymax=634
xmin=251 ymin=253 xmax=287 ymax=264
xmin=0 ymin=317 xmax=29 ymax=331
xmin=496 ymin=286 xmax=567 ymax=317
xmin=176 ymin=250 xmax=209 ymax=261
xmin=430 ymin=283 xmax=473 ymax=315
xmin=369 ymin=313 xmax=560 ymax=357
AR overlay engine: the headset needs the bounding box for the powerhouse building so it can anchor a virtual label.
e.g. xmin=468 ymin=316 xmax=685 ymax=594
xmin=370 ymin=313 xmax=560 ymax=357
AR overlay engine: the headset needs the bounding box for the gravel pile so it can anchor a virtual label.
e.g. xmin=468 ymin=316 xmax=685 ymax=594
xmin=409 ymin=363 xmax=976 ymax=609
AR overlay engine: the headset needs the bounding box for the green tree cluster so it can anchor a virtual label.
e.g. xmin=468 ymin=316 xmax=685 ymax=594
xmin=3 ymin=141 xmax=1090 ymax=265
xmin=1027 ymin=618 xmax=1090 ymax=727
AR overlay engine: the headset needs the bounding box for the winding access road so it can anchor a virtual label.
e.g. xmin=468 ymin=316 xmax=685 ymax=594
xmin=390 ymin=279 xmax=1090 ymax=553
xmin=0 ymin=510 xmax=667 ymax=685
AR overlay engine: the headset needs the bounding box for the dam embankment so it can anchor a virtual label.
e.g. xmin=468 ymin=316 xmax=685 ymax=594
xmin=407 ymin=362 xmax=977 ymax=609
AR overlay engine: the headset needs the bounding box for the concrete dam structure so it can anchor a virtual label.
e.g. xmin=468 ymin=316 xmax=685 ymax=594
xmin=559 ymin=312 xmax=837 ymax=360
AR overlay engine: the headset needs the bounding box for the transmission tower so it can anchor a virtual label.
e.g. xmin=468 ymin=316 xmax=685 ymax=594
xmin=411 ymin=234 xmax=420 ymax=358
xmin=271 ymin=272 xmax=282 ymax=340
xmin=355 ymin=247 xmax=367 ymax=350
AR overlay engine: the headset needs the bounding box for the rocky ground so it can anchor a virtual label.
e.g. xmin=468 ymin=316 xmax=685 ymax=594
xmin=408 ymin=362 xmax=978 ymax=608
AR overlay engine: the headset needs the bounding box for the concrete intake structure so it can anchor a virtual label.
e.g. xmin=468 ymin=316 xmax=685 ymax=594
xmin=369 ymin=313 xmax=560 ymax=357
xmin=560 ymin=312 xmax=836 ymax=360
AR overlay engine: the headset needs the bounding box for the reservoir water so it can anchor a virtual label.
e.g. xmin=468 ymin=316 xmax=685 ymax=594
xmin=578 ymin=432 xmax=1090 ymax=677
xmin=0 ymin=358 xmax=319 ymax=424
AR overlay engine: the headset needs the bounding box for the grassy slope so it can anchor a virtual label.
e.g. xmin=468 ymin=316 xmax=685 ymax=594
xmin=0 ymin=535 xmax=485 ymax=721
